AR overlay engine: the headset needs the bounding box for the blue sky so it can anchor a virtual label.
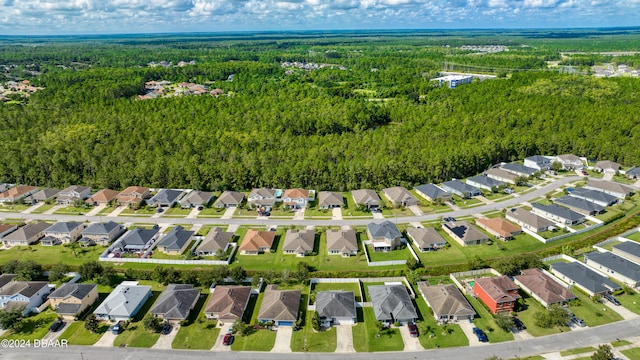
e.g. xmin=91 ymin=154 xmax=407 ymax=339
xmin=0 ymin=0 xmax=638 ymax=35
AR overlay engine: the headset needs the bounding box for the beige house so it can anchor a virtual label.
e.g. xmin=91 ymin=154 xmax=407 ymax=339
xmin=0 ymin=185 xmax=38 ymax=203
xmin=204 ymin=286 xmax=252 ymax=321
xmin=3 ymin=222 xmax=51 ymax=246
xmin=282 ymin=229 xmax=315 ymax=256
xmin=442 ymin=221 xmax=488 ymax=246
xmin=85 ymin=189 xmax=120 ymax=206
xmin=382 ymin=186 xmax=418 ymax=207
xmin=326 ymin=229 xmax=358 ymax=257
xmin=239 ymin=229 xmax=276 ymax=255
xmin=48 ymin=283 xmax=99 ymax=319
xmin=116 ymin=186 xmax=151 ymax=207
xmin=42 ymin=221 xmax=86 ymax=245
xmin=475 ymin=217 xmax=521 ymax=241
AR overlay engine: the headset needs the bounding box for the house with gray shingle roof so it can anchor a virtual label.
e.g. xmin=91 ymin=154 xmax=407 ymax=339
xmin=569 ymin=188 xmax=618 ymax=207
xmin=317 ymin=191 xmax=343 ymax=209
xmin=366 ymin=221 xmax=402 ymax=252
xmin=257 ymin=285 xmax=301 ymax=326
xmin=466 ymin=175 xmax=505 ymax=191
xmin=48 ymin=283 xmax=99 ymax=319
xmin=505 ymin=208 xmax=554 ymax=233
xmin=179 ymin=190 xmax=214 ymax=208
xmin=418 ymin=282 xmax=475 ymax=322
xmin=196 ymin=227 xmax=234 ymax=256
xmin=501 ymin=163 xmax=538 ymax=177
xmin=625 ymin=167 xmax=640 ymax=180
xmin=531 ymin=203 xmax=585 ymax=226
xmin=0 ymin=185 xmax=39 ymax=203
xmin=442 ymin=221 xmax=488 ymax=246
xmin=204 ymin=285 xmax=252 ymax=321
xmin=551 ymin=261 xmax=621 ymax=296
xmin=3 ymin=221 xmax=51 ymax=246
xmin=282 ymin=229 xmax=315 ymax=257
xmin=441 ymin=180 xmax=481 ymax=198
xmin=351 ymin=189 xmax=381 ymax=210
xmin=585 ymin=252 xmax=640 ymax=287
xmin=414 ymin=184 xmax=452 ymax=203
xmin=382 ymin=186 xmax=418 ymax=207
xmin=214 ymin=191 xmax=245 ymax=208
xmin=151 ymin=284 xmax=200 ymax=321
xmin=0 ymin=277 xmax=50 ymax=315
xmin=584 ymin=180 xmax=635 ymax=199
xmin=594 ymin=160 xmax=621 ymax=174
xmin=326 ymin=229 xmax=358 ymax=257
xmin=612 ymin=241 xmax=640 ymax=265
xmin=316 ymin=291 xmax=357 ymax=326
xmin=147 ymin=189 xmax=185 ymax=208
xmin=524 ymin=155 xmax=551 ymax=171
xmin=406 ymin=227 xmax=447 ymax=252
xmin=56 ymin=185 xmax=91 ymax=205
xmin=115 ymin=227 xmax=160 ymax=253
xmin=23 ymin=188 xmax=59 ymax=205
xmin=94 ymin=281 xmax=152 ymax=321
xmin=369 ymin=284 xmax=417 ymax=324
xmin=514 ymin=268 xmax=576 ymax=308
xmin=80 ymin=221 xmax=126 ymax=246
xmin=486 ymin=168 xmax=519 ymax=185
xmin=42 ymin=221 xmax=85 ymax=246
xmin=554 ymin=196 xmax=605 ymax=216
xmin=156 ymin=226 xmax=194 ymax=255
xmin=248 ymin=188 xmax=277 ymax=209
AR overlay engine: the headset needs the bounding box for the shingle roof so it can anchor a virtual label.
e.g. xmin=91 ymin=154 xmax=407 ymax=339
xmin=283 ymin=188 xmax=309 ymax=199
xmin=514 ymin=268 xmax=576 ymax=306
xmin=441 ymin=180 xmax=481 ymax=195
xmin=258 ymin=286 xmax=301 ymax=322
xmin=557 ymin=154 xmax=581 ymax=163
xmin=86 ymin=189 xmax=120 ymax=204
xmin=3 ymin=221 xmax=51 ymax=241
xmin=82 ymin=221 xmax=124 ymax=236
xmin=239 ymin=229 xmax=276 ymax=252
xmin=318 ymin=191 xmax=343 ymax=207
xmin=486 ymin=168 xmax=519 ymax=182
xmin=0 ymin=281 xmax=48 ymax=298
xmin=443 ymin=221 xmax=488 ymax=242
xmin=414 ymin=184 xmax=450 ymax=201
xmin=585 ymin=180 xmax=635 ymax=197
xmin=93 ymin=282 xmax=152 ymax=318
xmin=147 ymin=189 xmax=184 ymax=206
xmin=551 ymin=261 xmax=621 ymax=294
xmin=627 ymin=167 xmax=640 ymax=177
xmin=44 ymin=221 xmax=84 ymax=234
xmin=474 ymin=276 xmax=521 ymax=304
xmin=475 ymin=218 xmax=521 ymax=238
xmin=26 ymin=188 xmax=60 ymax=202
xmin=613 ymin=241 xmax=640 ymax=258
xmin=214 ymin=191 xmax=245 ymax=206
xmin=204 ymin=286 xmax=252 ymax=320
xmin=525 ymin=155 xmax=550 ymax=164
xmin=382 ymin=186 xmax=417 ymax=204
xmin=466 ymin=175 xmax=505 ymax=188
xmin=249 ymin=188 xmax=276 ymax=198
xmin=501 ymin=163 xmax=538 ymax=176
xmin=506 ymin=208 xmax=555 ymax=230
xmin=197 ymin=227 xmax=234 ymax=253
xmin=418 ymin=282 xmax=476 ymax=318
xmin=118 ymin=227 xmax=159 ymax=248
xmin=179 ymin=190 xmax=213 ymax=206
xmin=151 ymin=284 xmax=200 ymax=320
xmin=570 ymin=188 xmax=617 ymax=205
xmin=316 ymin=291 xmax=357 ymax=320
xmin=351 ymin=189 xmax=380 ymax=205
xmin=282 ymin=229 xmax=315 ymax=253
xmin=531 ymin=203 xmax=585 ymax=222
xmin=326 ymin=229 xmax=358 ymax=253
xmin=595 ymin=160 xmax=621 ymax=172
xmin=369 ymin=285 xmax=417 ymax=322
xmin=49 ymin=283 xmax=97 ymax=301
xmin=554 ymin=196 xmax=605 ymax=214
xmin=156 ymin=226 xmax=194 ymax=252
xmin=406 ymin=227 xmax=446 ymax=248
xmin=0 ymin=185 xmax=38 ymax=201
xmin=367 ymin=221 xmax=402 ymax=241
xmin=0 ymin=274 xmax=17 ymax=288
xmin=585 ymin=252 xmax=640 ymax=282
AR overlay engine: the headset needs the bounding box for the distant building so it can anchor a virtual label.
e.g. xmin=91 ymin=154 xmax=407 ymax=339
xmin=431 ymin=75 xmax=473 ymax=88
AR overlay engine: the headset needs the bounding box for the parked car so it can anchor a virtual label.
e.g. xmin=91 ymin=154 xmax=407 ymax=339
xmin=604 ymin=293 xmax=621 ymax=306
xmin=472 ymin=327 xmax=488 ymax=342
xmin=161 ymin=324 xmax=172 ymax=335
xmin=444 ymin=217 xmax=456 ymax=222
xmin=407 ymin=322 xmax=419 ymax=337
xmin=111 ymin=322 xmax=123 ymax=335
xmin=513 ymin=317 xmax=526 ymax=331
xmin=570 ymin=316 xmax=585 ymax=327
xmin=581 ymin=170 xmax=589 ymax=176
xmin=222 ymin=333 xmax=233 ymax=346
xmin=49 ymin=319 xmax=64 ymax=332
xmin=197 ymin=205 xmax=204 ymax=210
xmin=156 ymin=207 xmax=164 ymax=213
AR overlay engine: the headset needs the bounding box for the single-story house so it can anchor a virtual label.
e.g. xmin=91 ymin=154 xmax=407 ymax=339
xmin=48 ymin=283 xmax=99 ymax=319
xmin=473 ymin=276 xmax=521 ymax=314
xmin=584 ymin=179 xmax=635 ymax=199
xmin=2 ymin=221 xmax=51 ymax=246
xmin=0 ymin=185 xmax=38 ymax=203
xmin=214 ymin=191 xmax=245 ymax=208
xmin=42 ymin=221 xmax=86 ymax=246
xmin=382 ymin=186 xmax=418 ymax=207
xmin=282 ymin=188 xmax=313 ymax=209
xmin=486 ymin=168 xmax=519 ymax=185
xmin=475 ymin=217 xmax=521 ymax=241
xmin=114 ymin=227 xmax=160 ymax=253
xmin=0 ymin=224 xmax=17 ymax=238
xmin=524 ymin=155 xmax=551 ymax=171
xmin=316 ymin=291 xmax=357 ymax=326
xmin=584 ymin=251 xmax=640 ymax=288
xmin=366 ymin=221 xmax=403 ymax=252
xmin=417 ymin=282 xmax=476 ymax=322
xmin=442 ymin=221 xmax=489 ymax=246
xmin=612 ymin=241 xmax=640 ymax=265
xmin=441 ymin=180 xmax=481 ymax=198
xmin=594 ymin=160 xmax=621 ymax=174
xmin=351 ymin=189 xmax=381 ymax=210
xmin=569 ymin=187 xmax=618 ymax=207
xmin=282 ymin=229 xmax=315 ymax=256
xmin=146 ymin=189 xmax=185 ymax=208
xmin=56 ymin=185 xmax=91 ymax=205
xmin=551 ymin=261 xmax=621 ymax=296
xmin=79 ymin=221 xmax=126 ymax=246
xmin=257 ymin=285 xmax=301 ymax=326
xmin=116 ymin=186 xmax=151 ymax=207
xmin=179 ymin=190 xmax=214 ymax=208
xmin=0 ymin=276 xmax=50 ymax=315
xmin=554 ymin=196 xmax=605 ymax=216
xmin=369 ymin=284 xmax=417 ymax=325
xmin=155 ymin=226 xmax=194 ymax=255
xmin=514 ymin=268 xmax=576 ymax=308
xmin=530 ymin=203 xmax=585 ymax=226
xmin=151 ymin=284 xmax=200 ymax=321
xmin=239 ymin=229 xmax=276 ymax=255
xmin=414 ymin=184 xmax=452 ymax=203
xmin=247 ymin=188 xmax=277 ymax=209
xmin=204 ymin=285 xmax=252 ymax=321
xmin=466 ymin=175 xmax=505 ymax=191
xmin=317 ymin=191 xmax=343 ymax=209
xmin=85 ymin=189 xmax=120 ymax=206
xmin=555 ymin=154 xmax=584 ymax=170
xmin=326 ymin=229 xmax=358 ymax=257
xmin=93 ymin=281 xmax=152 ymax=322
xmin=500 ymin=163 xmax=538 ymax=177
xmin=625 ymin=167 xmax=640 ymax=180
xmin=195 ymin=227 xmax=234 ymax=256
xmin=505 ymin=208 xmax=555 ymax=233
xmin=406 ymin=227 xmax=447 ymax=251
xmin=23 ymin=188 xmax=60 ymax=205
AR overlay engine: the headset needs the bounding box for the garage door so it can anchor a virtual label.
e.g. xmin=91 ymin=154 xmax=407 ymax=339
xmin=278 ymin=321 xmax=294 ymax=326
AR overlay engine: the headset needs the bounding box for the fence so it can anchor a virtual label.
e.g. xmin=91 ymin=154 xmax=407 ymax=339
xmin=99 ymin=239 xmax=237 ymax=266
xmin=540 ymin=254 xmax=577 ymax=263
xmin=362 ymin=240 xmax=416 ymax=267
xmin=544 ymin=223 xmax=604 ymax=243
xmin=449 ymin=268 xmax=501 ymax=295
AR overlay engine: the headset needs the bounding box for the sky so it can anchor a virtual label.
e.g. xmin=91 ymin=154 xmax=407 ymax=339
xmin=0 ymin=0 xmax=639 ymax=35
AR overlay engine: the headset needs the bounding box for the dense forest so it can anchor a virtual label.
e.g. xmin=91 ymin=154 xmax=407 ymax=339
xmin=1 ymin=29 xmax=640 ymax=191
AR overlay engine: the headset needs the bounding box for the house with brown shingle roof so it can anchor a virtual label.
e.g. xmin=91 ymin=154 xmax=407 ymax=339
xmin=239 ymin=229 xmax=276 ymax=255
xmin=0 ymin=185 xmax=38 ymax=203
xmin=473 ymin=276 xmax=521 ymax=314
xmin=406 ymin=227 xmax=447 ymax=251
xmin=282 ymin=229 xmax=315 ymax=256
xmin=257 ymin=285 xmax=301 ymax=326
xmin=117 ymin=186 xmax=151 ymax=207
xmin=282 ymin=188 xmax=312 ymax=209
xmin=214 ymin=191 xmax=245 ymax=208
xmin=0 ymin=224 xmax=17 ymax=238
xmin=418 ymin=282 xmax=476 ymax=322
xmin=326 ymin=229 xmax=358 ymax=257
xmin=351 ymin=189 xmax=381 ymax=210
xmin=475 ymin=218 xmax=521 ymax=241
xmin=594 ymin=160 xmax=621 ymax=174
xmin=248 ymin=188 xmax=278 ymax=209
xmin=555 ymin=154 xmax=584 ymax=170
xmin=505 ymin=208 xmax=554 ymax=233
xmin=195 ymin=227 xmax=234 ymax=256
xmin=204 ymin=285 xmax=252 ymax=321
xmin=382 ymin=186 xmax=418 ymax=207
xmin=442 ymin=221 xmax=489 ymax=246
xmin=317 ymin=191 xmax=343 ymax=209
xmin=514 ymin=268 xmax=576 ymax=308
xmin=3 ymin=221 xmax=51 ymax=246
xmin=85 ymin=189 xmax=120 ymax=206
xmin=486 ymin=168 xmax=519 ymax=185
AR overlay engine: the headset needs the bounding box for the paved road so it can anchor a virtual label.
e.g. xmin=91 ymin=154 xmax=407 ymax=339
xmin=1 ymin=177 xmax=580 ymax=227
xmin=3 ymin=317 xmax=640 ymax=360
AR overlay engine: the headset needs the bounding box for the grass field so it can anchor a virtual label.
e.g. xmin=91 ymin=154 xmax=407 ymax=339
xmin=0 ymin=244 xmax=106 ymax=266
xmin=560 ymin=346 xmax=596 ymax=356
xmin=230 ymin=329 xmax=276 ymax=351
xmin=515 ymin=292 xmax=569 ymax=336
xmin=567 ymin=288 xmax=623 ymax=327
xmin=366 ymin=245 xmax=412 ymax=262
xmin=621 ymin=348 xmax=640 ymax=359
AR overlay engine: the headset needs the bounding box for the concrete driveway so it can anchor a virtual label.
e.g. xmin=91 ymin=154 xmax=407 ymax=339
xmin=293 ymin=209 xmax=305 ymax=220
xmin=458 ymin=320 xmax=488 ymax=346
xmin=408 ymin=205 xmax=423 ymax=216
xmin=94 ymin=329 xmax=118 ymax=347
xmin=41 ymin=321 xmax=71 ymax=342
xmin=332 ymin=208 xmax=342 ymax=220
xmin=372 ymin=211 xmax=384 ymax=219
xmin=211 ymin=327 xmax=232 ymax=351
xmin=397 ymin=324 xmax=422 ymax=351
xmin=335 ymin=325 xmax=355 ymax=353
xmin=86 ymin=204 xmax=107 ymax=216
xmin=221 ymin=207 xmax=236 ymax=219
xmin=22 ymin=202 xmax=45 ymax=214
xmin=106 ymin=205 xmax=127 ymax=217
xmin=270 ymin=327 xmax=292 ymax=353
xmin=151 ymin=324 xmax=179 ymax=349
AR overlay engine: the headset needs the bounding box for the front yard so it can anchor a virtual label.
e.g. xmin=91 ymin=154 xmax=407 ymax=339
xmin=290 ymin=311 xmax=337 ymax=352
xmin=172 ymin=294 xmax=220 ymax=349
xmin=465 ymin=295 xmax=514 ymax=343
xmin=352 ymin=307 xmax=404 ymax=352
xmin=412 ymin=294 xmax=468 ymax=349
xmin=61 ymin=321 xmax=110 ymax=345
xmin=567 ymin=289 xmax=623 ymax=327
xmin=0 ymin=310 xmax=59 ymax=341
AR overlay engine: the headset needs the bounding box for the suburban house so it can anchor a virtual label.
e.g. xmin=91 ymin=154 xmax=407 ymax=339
xmin=317 ymin=191 xmax=343 ymax=209
xmin=584 ymin=251 xmax=640 ymax=288
xmin=406 ymin=227 xmax=447 ymax=251
xmin=41 ymin=221 xmax=86 ymax=246
xmin=524 ymin=155 xmax=551 ymax=171
xmin=326 ymin=229 xmax=358 ymax=257
xmin=56 ymin=185 xmax=91 ymax=205
xmin=594 ymin=160 xmax=621 ymax=174
xmin=466 ymin=175 xmax=505 ymax=191
xmin=382 ymin=186 xmax=418 ymax=207
xmin=282 ymin=229 xmax=315 ymax=256
xmin=500 ymin=163 xmax=538 ymax=177
xmin=414 ymin=184 xmax=452 ymax=203
xmin=417 ymin=282 xmax=476 ymax=322
xmin=475 ymin=217 xmax=521 ymax=241
xmin=214 ymin=191 xmax=245 ymax=208
xmin=531 ymin=203 xmax=585 ymax=226
xmin=441 ymin=180 xmax=481 ymax=198
xmin=79 ymin=221 xmax=126 ymax=246
xmin=2 ymin=221 xmax=51 ymax=246
xmin=612 ymin=241 xmax=640 ymax=265
xmin=0 ymin=224 xmax=16 ymax=239
xmin=486 ymin=168 xmax=519 ymax=185
xmin=442 ymin=221 xmax=489 ymax=246
xmin=85 ymin=189 xmax=120 ymax=206
xmin=369 ymin=284 xmax=418 ymax=324
xmin=195 ymin=227 xmax=234 ymax=256
xmin=505 ymin=208 xmax=554 ymax=233
xmin=513 ymin=268 xmax=576 ymax=308
xmin=0 ymin=276 xmax=50 ymax=315
xmin=0 ymin=185 xmax=38 ymax=203
xmin=155 ymin=226 xmax=194 ymax=255
xmin=48 ymin=283 xmax=99 ymax=319
xmin=146 ymin=189 xmax=185 ymax=208
xmin=626 ymin=167 xmax=640 ymax=179
xmin=150 ymin=284 xmax=201 ymax=321
xmin=282 ymin=188 xmax=313 ymax=209
xmin=473 ymin=276 xmax=521 ymax=314
xmin=584 ymin=180 xmax=635 ymax=199
xmin=179 ymin=190 xmax=213 ymax=208
xmin=315 ymin=291 xmax=357 ymax=326
xmin=247 ymin=188 xmax=277 ymax=209
xmin=351 ymin=189 xmax=381 ymax=210
xmin=93 ymin=281 xmax=153 ymax=321
xmin=551 ymin=261 xmax=621 ymax=296
xmin=204 ymin=285 xmax=252 ymax=321
xmin=114 ymin=227 xmax=160 ymax=253
xmin=569 ymin=187 xmax=618 ymax=207
xmin=23 ymin=188 xmax=59 ymax=204
xmin=555 ymin=154 xmax=584 ymax=170
xmin=554 ymin=196 xmax=605 ymax=216
xmin=257 ymin=285 xmax=301 ymax=326
xmin=366 ymin=221 xmax=403 ymax=252
xmin=116 ymin=186 xmax=151 ymax=207
xmin=239 ymin=229 xmax=276 ymax=255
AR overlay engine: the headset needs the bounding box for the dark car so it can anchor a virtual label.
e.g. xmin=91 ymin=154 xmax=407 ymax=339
xmin=197 ymin=205 xmax=204 ymax=210
xmin=513 ymin=317 xmax=526 ymax=331
xmin=604 ymin=293 xmax=621 ymax=306
xmin=161 ymin=324 xmax=172 ymax=335
xmin=444 ymin=217 xmax=456 ymax=222
xmin=156 ymin=207 xmax=164 ymax=213
xmin=222 ymin=333 xmax=233 ymax=346
xmin=571 ymin=316 xmax=585 ymax=327
xmin=407 ymin=322 xmax=419 ymax=337
xmin=49 ymin=319 xmax=64 ymax=332
xmin=581 ymin=170 xmax=589 ymax=176
xmin=472 ymin=327 xmax=488 ymax=342
xmin=111 ymin=322 xmax=123 ymax=335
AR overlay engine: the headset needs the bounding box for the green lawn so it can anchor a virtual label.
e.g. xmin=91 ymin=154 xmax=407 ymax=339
xmin=0 ymin=310 xmax=59 ymax=341
xmin=290 ymin=311 xmax=337 ymax=352
xmin=612 ymin=291 xmax=640 ymax=315
xmin=172 ymin=294 xmax=220 ymax=349
xmin=465 ymin=295 xmax=514 ymax=343
xmin=312 ymin=282 xmax=363 ymax=302
xmin=568 ymin=289 xmax=623 ymax=327
xmin=366 ymin=245 xmax=413 ymax=262
xmin=305 ymin=207 xmax=333 ymax=218
xmin=197 ymin=207 xmax=226 ymax=218
xmin=413 ymin=295 xmax=468 ymax=349
xmin=120 ymin=207 xmax=156 ymax=216
xmin=515 ymin=292 xmax=569 ymax=336
xmin=342 ymin=193 xmax=373 ymax=218
xmin=352 ymin=307 xmax=403 ymax=352
xmin=0 ymin=244 xmax=106 ymax=266
xmin=54 ymin=206 xmax=89 ymax=215
xmin=230 ymin=329 xmax=276 ymax=351
xmin=611 ymin=339 xmax=632 ymax=347
xmin=454 ymin=196 xmax=482 ymax=209
xmin=626 ymin=231 xmax=640 ymax=241
xmin=30 ymin=203 xmax=57 ymax=213
xmin=560 ymin=346 xmax=596 ymax=356
xmin=621 ymin=348 xmax=640 ymax=359
xmin=113 ymin=290 xmax=162 ymax=347
xmin=0 ymin=204 xmax=30 ymax=212
xmin=163 ymin=207 xmax=192 ymax=217
xmin=61 ymin=321 xmax=110 ymax=345
xmin=97 ymin=206 xmax=116 ymax=215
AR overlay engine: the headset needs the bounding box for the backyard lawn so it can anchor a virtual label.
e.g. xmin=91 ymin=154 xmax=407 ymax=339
xmin=62 ymin=321 xmax=110 ymax=345
xmin=290 ymin=311 xmax=337 ymax=352
xmin=0 ymin=244 xmax=106 ymax=266
xmin=366 ymin=245 xmax=413 ymax=262
xmin=352 ymin=307 xmax=404 ymax=352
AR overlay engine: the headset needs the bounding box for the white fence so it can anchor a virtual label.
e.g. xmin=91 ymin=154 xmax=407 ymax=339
xmin=362 ymin=239 xmax=418 ymax=267
xmin=99 ymin=242 xmax=238 ymax=266
xmin=449 ymin=268 xmax=502 ymax=295
xmin=543 ymin=223 xmax=604 ymax=243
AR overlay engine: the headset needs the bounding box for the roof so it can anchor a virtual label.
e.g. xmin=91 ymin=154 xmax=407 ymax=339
xmin=214 ymin=191 xmax=245 ymax=205
xmin=507 ymin=208 xmax=555 ymax=229
xmin=474 ymin=276 xmax=521 ymax=304
xmin=147 ymin=189 xmax=184 ymax=206
xmin=0 ymin=274 xmax=17 ymax=288
xmin=585 ymin=252 xmax=640 ymax=282
xmin=500 ymin=163 xmax=538 ymax=176
xmin=595 ymin=160 xmax=621 ymax=172
xmin=258 ymin=286 xmax=301 ymax=322
xmin=551 ymin=261 xmax=621 ymax=294
xmin=3 ymin=221 xmax=51 ymax=241
xmin=351 ymin=189 xmax=380 ymax=205
xmin=486 ymin=168 xmax=519 ymax=181
xmin=282 ymin=229 xmax=315 ymax=253
xmin=557 ymin=154 xmax=581 ymax=163
xmin=586 ymin=180 xmax=635 ymax=196
xmin=239 ymin=229 xmax=276 ymax=252
xmin=441 ymin=180 xmax=480 ymax=194
xmin=406 ymin=227 xmax=446 ymax=248
xmin=94 ymin=282 xmax=152 ymax=318
xmin=118 ymin=186 xmax=149 ymax=196
xmin=56 ymin=303 xmax=82 ymax=315
xmin=367 ymin=221 xmax=402 ymax=241
xmin=318 ymin=191 xmax=343 ymax=207
xmin=414 ymin=184 xmax=450 ymax=200
xmin=570 ymin=187 xmax=617 ymax=205
xmin=44 ymin=221 xmax=84 ymax=234
xmin=0 ymin=224 xmax=17 ymax=236
xmin=627 ymin=167 xmax=640 ymax=177
xmin=0 ymin=280 xmax=48 ymax=298
xmin=86 ymin=189 xmax=120 ymax=203
xmin=316 ymin=291 xmax=357 ymax=319
xmin=151 ymin=284 xmax=200 ymax=320
xmin=531 ymin=203 xmax=585 ymax=222
xmin=49 ymin=283 xmax=97 ymax=301
xmin=197 ymin=227 xmax=234 ymax=253
xmin=59 ymin=185 xmax=90 ymax=195
xmin=525 ymin=155 xmax=550 ymax=164
xmin=418 ymin=282 xmax=476 ymax=318
xmin=443 ymin=221 xmax=488 ymax=242
xmin=382 ymin=186 xmax=417 ymax=204
xmin=283 ymin=188 xmax=309 ymax=199
xmin=514 ymin=268 xmax=576 ymax=305
xmin=179 ymin=190 xmax=213 ymax=206
xmin=554 ymin=196 xmax=605 ymax=214
xmin=466 ymin=175 xmax=505 ymax=188
xmin=118 ymin=227 xmax=159 ymax=248
xmin=475 ymin=218 xmax=521 ymax=237
xmin=0 ymin=185 xmax=38 ymax=201
xmin=326 ymin=229 xmax=358 ymax=253
xmin=204 ymin=286 xmax=252 ymax=319
xmin=613 ymin=241 xmax=640 ymax=258
xmin=369 ymin=285 xmax=417 ymax=321
xmin=27 ymin=188 xmax=60 ymax=201
xmin=156 ymin=226 xmax=194 ymax=252
xmin=82 ymin=221 xmax=124 ymax=236
xmin=249 ymin=188 xmax=276 ymax=198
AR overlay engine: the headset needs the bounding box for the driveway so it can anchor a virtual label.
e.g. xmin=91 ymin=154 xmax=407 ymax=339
xmin=221 ymin=207 xmax=236 ymax=219
xmin=41 ymin=321 xmax=71 ymax=342
xmin=512 ymin=329 xmax=533 ymax=340
xmin=332 ymin=207 xmax=342 ymax=220
xmin=603 ymin=300 xmax=638 ymax=320
xmin=408 ymin=205 xmax=423 ymax=216
xmin=335 ymin=325 xmax=355 ymax=353
xmin=211 ymin=326 xmax=231 ymax=351
xmin=372 ymin=211 xmax=384 ymax=219
xmin=43 ymin=204 xmax=64 ymax=215
xmin=475 ymin=196 xmax=493 ymax=205
xmin=152 ymin=324 xmax=180 ymax=349
xmin=94 ymin=329 xmax=118 ymax=347
xmin=397 ymin=324 xmax=422 ymax=351
xmin=458 ymin=320 xmax=487 ymax=346
xmin=186 ymin=207 xmax=200 ymax=219
xmin=106 ymin=205 xmax=127 ymax=217
xmin=271 ymin=326 xmax=292 ymax=353
xmin=86 ymin=204 xmax=107 ymax=216
xmin=293 ymin=209 xmax=305 ymax=220
xmin=21 ymin=202 xmax=45 ymax=214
